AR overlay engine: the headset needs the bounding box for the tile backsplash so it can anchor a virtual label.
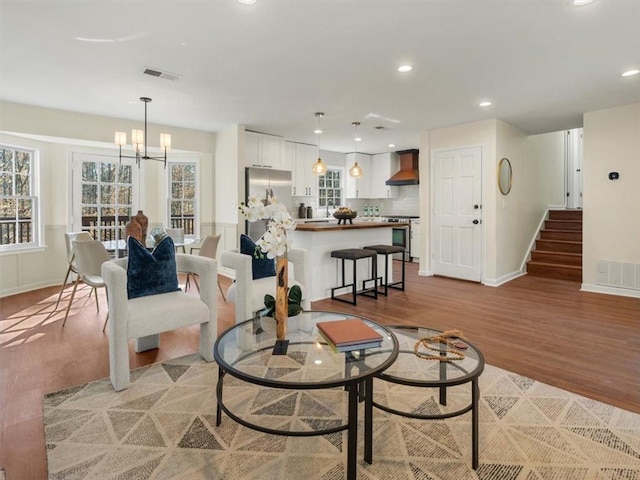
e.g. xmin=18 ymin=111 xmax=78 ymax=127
xmin=347 ymin=185 xmax=419 ymax=217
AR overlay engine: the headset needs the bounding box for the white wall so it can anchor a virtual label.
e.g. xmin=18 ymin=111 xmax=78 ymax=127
xmin=0 ymin=101 xmax=216 ymax=297
xmin=525 ymin=131 xmax=566 ymax=208
xmin=214 ymin=125 xmax=241 ymax=255
xmin=582 ymin=102 xmax=640 ymax=293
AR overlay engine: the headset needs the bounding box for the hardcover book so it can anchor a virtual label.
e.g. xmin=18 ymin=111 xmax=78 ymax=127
xmin=317 ymin=328 xmax=382 ymax=353
xmin=317 ymin=318 xmax=383 ymax=346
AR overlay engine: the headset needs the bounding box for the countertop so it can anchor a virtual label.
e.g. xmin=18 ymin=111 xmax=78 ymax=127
xmin=294 ymin=221 xmax=408 ymax=232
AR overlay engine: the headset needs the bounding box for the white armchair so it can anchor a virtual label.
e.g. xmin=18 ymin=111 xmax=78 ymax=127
xmin=102 ymin=253 xmax=217 ymax=391
xmin=220 ymin=248 xmax=311 ymax=325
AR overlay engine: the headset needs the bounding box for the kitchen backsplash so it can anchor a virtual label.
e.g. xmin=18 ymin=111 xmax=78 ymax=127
xmin=347 ymin=185 xmax=419 ymax=217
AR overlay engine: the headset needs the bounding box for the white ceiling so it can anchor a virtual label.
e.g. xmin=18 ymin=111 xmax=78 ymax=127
xmin=1 ymin=0 xmax=639 ymax=154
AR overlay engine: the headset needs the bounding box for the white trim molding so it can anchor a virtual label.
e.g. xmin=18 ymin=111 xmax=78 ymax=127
xmin=581 ymin=283 xmax=640 ymax=299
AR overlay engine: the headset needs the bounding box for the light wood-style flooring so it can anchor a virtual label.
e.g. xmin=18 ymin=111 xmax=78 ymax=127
xmin=1 ymin=263 xmax=639 ymax=479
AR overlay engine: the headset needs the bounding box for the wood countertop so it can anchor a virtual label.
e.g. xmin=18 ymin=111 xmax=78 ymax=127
xmin=293 ymin=221 xmax=408 ymax=232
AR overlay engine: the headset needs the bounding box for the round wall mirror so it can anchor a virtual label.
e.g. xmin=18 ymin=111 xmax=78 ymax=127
xmin=498 ymin=157 xmax=512 ymax=195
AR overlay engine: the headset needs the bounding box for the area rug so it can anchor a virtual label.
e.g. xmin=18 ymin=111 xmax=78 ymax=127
xmin=44 ymin=354 xmax=640 ymax=479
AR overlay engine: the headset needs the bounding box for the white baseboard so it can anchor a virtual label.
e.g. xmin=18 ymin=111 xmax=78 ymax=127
xmin=417 ymin=269 xmax=432 ymax=276
xmin=581 ymin=283 xmax=640 ymax=299
xmin=0 ymin=280 xmax=59 ymax=298
xmin=484 ymin=270 xmax=527 ymax=287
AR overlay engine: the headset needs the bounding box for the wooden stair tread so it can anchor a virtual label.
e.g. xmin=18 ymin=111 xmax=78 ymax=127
xmin=538 ymin=238 xmax=582 ymax=244
xmin=527 ymin=261 xmax=582 ymax=270
xmin=533 ymin=250 xmax=582 ymax=257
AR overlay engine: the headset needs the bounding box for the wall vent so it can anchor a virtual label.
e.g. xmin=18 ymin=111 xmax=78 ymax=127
xmin=596 ymin=261 xmax=640 ymax=290
xmin=143 ymin=67 xmax=182 ymax=82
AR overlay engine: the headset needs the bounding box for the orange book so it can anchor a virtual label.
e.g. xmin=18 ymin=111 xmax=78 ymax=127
xmin=317 ymin=318 xmax=383 ymax=346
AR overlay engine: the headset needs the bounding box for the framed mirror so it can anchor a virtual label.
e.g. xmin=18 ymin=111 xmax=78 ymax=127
xmin=498 ymin=157 xmax=512 ymax=195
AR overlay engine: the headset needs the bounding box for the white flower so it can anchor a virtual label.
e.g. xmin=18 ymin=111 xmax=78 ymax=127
xmin=239 ymin=198 xmax=294 ymax=258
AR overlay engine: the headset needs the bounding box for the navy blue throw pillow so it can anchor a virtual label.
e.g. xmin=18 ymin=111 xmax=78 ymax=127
xmin=240 ymin=234 xmax=276 ymax=280
xmin=127 ymin=236 xmax=181 ymax=299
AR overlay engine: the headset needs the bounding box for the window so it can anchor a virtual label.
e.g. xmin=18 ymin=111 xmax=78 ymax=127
xmin=318 ymin=168 xmax=342 ymax=209
xmin=72 ymin=154 xmax=138 ymax=241
xmin=0 ymin=145 xmax=39 ymax=251
xmin=168 ymin=162 xmax=197 ymax=237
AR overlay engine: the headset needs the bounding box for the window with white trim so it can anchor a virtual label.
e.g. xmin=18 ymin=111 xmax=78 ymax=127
xmin=318 ymin=168 xmax=342 ymax=209
xmin=71 ymin=153 xmax=139 ymax=241
xmin=0 ymin=145 xmax=39 ymax=251
xmin=168 ymin=161 xmax=198 ymax=237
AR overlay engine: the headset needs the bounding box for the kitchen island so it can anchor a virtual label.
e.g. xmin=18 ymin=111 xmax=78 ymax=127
xmin=289 ymin=222 xmax=407 ymax=301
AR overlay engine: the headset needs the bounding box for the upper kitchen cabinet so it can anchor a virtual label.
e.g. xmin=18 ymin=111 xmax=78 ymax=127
xmin=345 ymin=153 xmax=372 ymax=199
xmin=243 ymin=131 xmax=286 ymax=169
xmin=371 ymin=152 xmax=399 ymax=198
xmin=287 ymin=141 xmax=318 ymax=197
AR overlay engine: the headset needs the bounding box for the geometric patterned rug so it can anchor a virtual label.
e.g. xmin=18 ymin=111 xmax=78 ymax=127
xmin=44 ymin=354 xmax=640 ymax=479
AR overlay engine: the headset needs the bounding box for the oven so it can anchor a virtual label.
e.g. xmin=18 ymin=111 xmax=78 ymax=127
xmin=387 ymin=216 xmax=417 ymax=260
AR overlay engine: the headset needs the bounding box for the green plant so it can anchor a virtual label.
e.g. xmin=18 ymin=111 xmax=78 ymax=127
xmin=262 ymin=285 xmax=303 ymax=318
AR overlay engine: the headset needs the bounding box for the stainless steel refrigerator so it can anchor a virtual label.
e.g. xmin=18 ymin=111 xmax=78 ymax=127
xmin=245 ymin=167 xmax=293 ymax=241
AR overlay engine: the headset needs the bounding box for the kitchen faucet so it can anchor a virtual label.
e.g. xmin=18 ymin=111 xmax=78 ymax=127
xmin=326 ymin=199 xmax=333 ymax=217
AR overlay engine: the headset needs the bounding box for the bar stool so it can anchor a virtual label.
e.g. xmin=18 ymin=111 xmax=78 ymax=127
xmin=363 ymin=245 xmax=406 ymax=296
xmin=330 ymin=248 xmax=378 ymax=305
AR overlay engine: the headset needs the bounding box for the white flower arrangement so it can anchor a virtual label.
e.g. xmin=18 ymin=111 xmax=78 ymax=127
xmin=239 ymin=196 xmax=296 ymax=259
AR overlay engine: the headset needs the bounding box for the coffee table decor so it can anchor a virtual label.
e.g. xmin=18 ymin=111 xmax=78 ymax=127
xmin=413 ymin=328 xmax=468 ymax=362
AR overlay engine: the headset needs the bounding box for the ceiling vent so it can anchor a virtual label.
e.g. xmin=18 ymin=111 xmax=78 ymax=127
xmin=143 ymin=67 xmax=182 ymax=82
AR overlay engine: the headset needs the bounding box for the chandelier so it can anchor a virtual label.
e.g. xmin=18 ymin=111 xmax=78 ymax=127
xmin=114 ymin=97 xmax=171 ymax=168
xmin=311 ymin=112 xmax=327 ymax=175
xmin=349 ymin=121 xmax=362 ymax=178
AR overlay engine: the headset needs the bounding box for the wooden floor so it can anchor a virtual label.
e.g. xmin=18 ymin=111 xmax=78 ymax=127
xmin=1 ymin=263 xmax=639 ymax=479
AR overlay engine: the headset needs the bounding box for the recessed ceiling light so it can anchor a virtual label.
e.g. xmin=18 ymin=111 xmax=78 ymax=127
xmin=622 ymin=69 xmax=640 ymax=77
xmin=388 ymin=143 xmax=395 ymax=148
xmin=572 ymin=0 xmax=594 ymax=5
xmin=313 ymin=128 xmax=322 ymax=134
xmin=237 ymin=0 xmax=256 ymax=4
xmin=398 ymin=65 xmax=413 ymax=73
xmin=479 ymin=101 xmax=492 ymax=107
xmin=354 ymin=137 xmax=362 ymax=142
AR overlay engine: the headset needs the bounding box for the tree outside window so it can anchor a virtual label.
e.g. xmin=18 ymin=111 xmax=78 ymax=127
xmin=80 ymin=160 xmax=133 ymax=241
xmin=169 ymin=162 xmax=197 ymax=236
xmin=0 ymin=146 xmax=38 ymax=249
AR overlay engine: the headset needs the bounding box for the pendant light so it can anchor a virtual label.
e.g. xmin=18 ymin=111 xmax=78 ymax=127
xmin=311 ymin=112 xmax=327 ymax=175
xmin=114 ymin=97 xmax=171 ymax=168
xmin=349 ymin=121 xmax=363 ymax=178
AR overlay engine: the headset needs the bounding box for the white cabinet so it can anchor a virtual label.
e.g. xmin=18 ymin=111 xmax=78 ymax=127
xmin=370 ymin=152 xmax=399 ymax=199
xmin=243 ymin=131 xmax=286 ymax=169
xmin=345 ymin=153 xmax=372 ymax=199
xmin=287 ymin=141 xmax=318 ymax=197
xmin=410 ymin=219 xmax=420 ymax=259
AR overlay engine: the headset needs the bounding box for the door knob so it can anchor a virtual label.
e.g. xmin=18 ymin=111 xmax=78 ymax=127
xmin=474 ymin=204 xmax=480 ymax=209
xmin=472 ymin=219 xmax=479 ymax=225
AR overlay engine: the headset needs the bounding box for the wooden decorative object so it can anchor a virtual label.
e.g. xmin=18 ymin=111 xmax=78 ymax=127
xmin=133 ymin=210 xmax=149 ymax=239
xmin=124 ymin=219 xmax=143 ymax=243
xmin=275 ymin=253 xmax=288 ymax=342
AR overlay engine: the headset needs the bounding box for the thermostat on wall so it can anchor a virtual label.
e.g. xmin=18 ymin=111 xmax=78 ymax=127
xmin=608 ymin=172 xmax=619 ymax=180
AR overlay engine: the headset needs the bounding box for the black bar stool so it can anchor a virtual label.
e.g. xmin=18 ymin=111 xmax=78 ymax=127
xmin=363 ymin=245 xmax=406 ymax=296
xmin=330 ymin=248 xmax=378 ymax=305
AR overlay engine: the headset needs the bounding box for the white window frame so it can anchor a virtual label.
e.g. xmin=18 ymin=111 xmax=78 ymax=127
xmin=70 ymin=152 xmax=141 ymax=240
xmin=167 ymin=159 xmax=199 ymax=239
xmin=0 ymin=144 xmax=41 ymax=253
xmin=317 ymin=166 xmax=344 ymax=213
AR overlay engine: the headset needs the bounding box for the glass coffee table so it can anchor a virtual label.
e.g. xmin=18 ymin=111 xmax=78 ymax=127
xmin=213 ymin=311 xmax=398 ymax=480
xmin=367 ymin=325 xmax=485 ymax=469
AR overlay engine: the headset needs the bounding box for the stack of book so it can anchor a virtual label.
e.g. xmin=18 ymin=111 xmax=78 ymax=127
xmin=317 ymin=318 xmax=383 ymax=353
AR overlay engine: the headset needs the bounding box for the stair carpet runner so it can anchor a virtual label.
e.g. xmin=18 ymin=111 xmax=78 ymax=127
xmin=527 ymin=209 xmax=582 ymax=282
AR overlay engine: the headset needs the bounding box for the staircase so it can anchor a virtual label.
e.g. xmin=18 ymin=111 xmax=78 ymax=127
xmin=527 ymin=209 xmax=582 ymax=282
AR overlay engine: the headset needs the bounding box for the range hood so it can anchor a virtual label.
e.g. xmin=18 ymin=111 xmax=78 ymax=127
xmin=386 ymin=149 xmax=419 ymax=186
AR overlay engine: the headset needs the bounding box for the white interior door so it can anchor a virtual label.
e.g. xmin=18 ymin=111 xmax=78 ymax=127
xmin=431 ymin=147 xmax=482 ymax=282
xmin=566 ymin=128 xmax=583 ymax=209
